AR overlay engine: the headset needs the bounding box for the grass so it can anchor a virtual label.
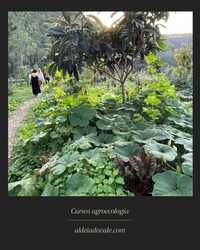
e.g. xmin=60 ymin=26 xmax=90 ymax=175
xmin=8 ymin=84 xmax=33 ymax=113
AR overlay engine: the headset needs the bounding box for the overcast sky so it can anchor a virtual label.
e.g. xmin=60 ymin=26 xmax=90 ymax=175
xmin=159 ymin=11 xmax=192 ymax=34
xmin=84 ymin=11 xmax=193 ymax=35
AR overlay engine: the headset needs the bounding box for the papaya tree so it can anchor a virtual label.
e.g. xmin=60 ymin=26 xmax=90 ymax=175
xmin=47 ymin=11 xmax=169 ymax=103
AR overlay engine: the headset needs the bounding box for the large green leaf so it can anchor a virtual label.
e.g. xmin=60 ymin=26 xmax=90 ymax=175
xmin=114 ymin=142 xmax=140 ymax=162
xmin=161 ymin=125 xmax=191 ymax=139
xmin=8 ymin=184 xmax=22 ymax=196
xmin=96 ymin=119 xmax=113 ymax=130
xmin=168 ymin=116 xmax=192 ymax=130
xmin=51 ymin=152 xmax=80 ymax=175
xmin=182 ymin=153 xmax=192 ymax=162
xmin=73 ymin=136 xmax=93 ymax=150
xmin=97 ymin=132 xmax=117 ymax=145
xmin=112 ymin=130 xmax=132 ymax=141
xmin=182 ymin=162 xmax=192 ymax=177
xmin=113 ymin=118 xmax=131 ymax=132
xmin=71 ymin=133 xmax=102 ymax=148
xmin=82 ymin=148 xmax=108 ymax=166
xmin=182 ymin=153 xmax=192 ymax=176
xmin=69 ymin=104 xmax=96 ymax=127
xmin=86 ymin=133 xmax=102 ymax=146
xmin=41 ymin=183 xmax=59 ymax=196
xmin=72 ymin=126 xmax=97 ymax=140
xmin=144 ymin=141 xmax=177 ymax=161
xmin=95 ymin=113 xmax=116 ymax=131
xmin=113 ymin=139 xmax=132 ymax=147
xmin=8 ymin=177 xmax=40 ymax=196
xmin=152 ymin=170 xmax=192 ymax=196
xmin=65 ymin=173 xmax=95 ymax=196
xmin=134 ymin=128 xmax=172 ymax=143
xmin=175 ymin=138 xmax=192 ymax=152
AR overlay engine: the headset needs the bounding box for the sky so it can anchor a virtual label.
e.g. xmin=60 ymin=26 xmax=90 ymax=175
xmin=159 ymin=11 xmax=193 ymax=34
xmin=84 ymin=11 xmax=193 ymax=35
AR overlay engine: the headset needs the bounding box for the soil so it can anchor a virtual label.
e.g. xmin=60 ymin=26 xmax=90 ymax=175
xmin=8 ymin=96 xmax=37 ymax=163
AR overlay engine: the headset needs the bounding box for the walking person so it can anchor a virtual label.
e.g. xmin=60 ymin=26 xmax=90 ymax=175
xmin=38 ymin=68 xmax=45 ymax=86
xmin=28 ymin=69 xmax=33 ymax=85
xmin=30 ymin=69 xmax=41 ymax=97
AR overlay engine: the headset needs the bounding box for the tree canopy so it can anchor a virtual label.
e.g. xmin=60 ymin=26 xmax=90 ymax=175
xmin=47 ymin=11 xmax=169 ymax=102
xmin=8 ymin=11 xmax=62 ymax=78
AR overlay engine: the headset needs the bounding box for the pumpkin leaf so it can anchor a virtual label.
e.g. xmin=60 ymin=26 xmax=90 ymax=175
xmin=161 ymin=125 xmax=191 ymax=139
xmin=72 ymin=136 xmax=93 ymax=150
xmin=134 ymin=128 xmax=172 ymax=143
xmin=144 ymin=141 xmax=177 ymax=161
xmin=72 ymin=126 xmax=97 ymax=140
xmin=182 ymin=162 xmax=192 ymax=177
xmin=82 ymin=148 xmax=108 ymax=165
xmin=8 ymin=177 xmax=40 ymax=196
xmin=175 ymin=138 xmax=192 ymax=152
xmin=69 ymin=104 xmax=96 ymax=127
xmin=97 ymin=132 xmax=116 ymax=145
xmin=96 ymin=119 xmax=113 ymax=130
xmin=8 ymin=184 xmax=22 ymax=196
xmin=41 ymin=183 xmax=59 ymax=196
xmin=182 ymin=153 xmax=192 ymax=162
xmin=152 ymin=170 xmax=192 ymax=196
xmin=182 ymin=153 xmax=192 ymax=176
xmin=112 ymin=130 xmax=132 ymax=140
xmin=51 ymin=152 xmax=80 ymax=175
xmin=114 ymin=142 xmax=140 ymax=162
xmin=65 ymin=173 xmax=95 ymax=196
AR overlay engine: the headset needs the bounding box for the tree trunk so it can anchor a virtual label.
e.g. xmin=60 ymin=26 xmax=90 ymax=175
xmin=121 ymin=82 xmax=126 ymax=104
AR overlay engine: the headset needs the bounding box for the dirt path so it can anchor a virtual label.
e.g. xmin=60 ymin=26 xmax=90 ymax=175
xmin=8 ymin=97 xmax=37 ymax=161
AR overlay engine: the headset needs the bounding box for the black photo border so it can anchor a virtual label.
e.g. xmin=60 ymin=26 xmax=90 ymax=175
xmin=0 ymin=0 xmax=200 ymax=247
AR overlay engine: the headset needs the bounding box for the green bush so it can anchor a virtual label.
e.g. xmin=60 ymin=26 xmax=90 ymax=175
xmin=8 ymin=62 xmax=192 ymax=197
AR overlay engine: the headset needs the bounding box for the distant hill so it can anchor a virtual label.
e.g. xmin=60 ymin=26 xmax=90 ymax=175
xmin=164 ymin=33 xmax=192 ymax=48
xmin=159 ymin=33 xmax=192 ymax=66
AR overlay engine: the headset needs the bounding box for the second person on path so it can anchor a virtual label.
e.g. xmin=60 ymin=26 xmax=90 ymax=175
xmin=38 ymin=68 xmax=45 ymax=86
xmin=30 ymin=69 xmax=41 ymax=97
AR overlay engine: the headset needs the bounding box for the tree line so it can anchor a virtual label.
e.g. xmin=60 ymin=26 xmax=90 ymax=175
xmin=8 ymin=11 xmax=62 ymax=79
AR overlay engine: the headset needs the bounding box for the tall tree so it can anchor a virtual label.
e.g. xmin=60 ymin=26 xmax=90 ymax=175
xmin=48 ymin=11 xmax=169 ymax=103
xmin=8 ymin=11 xmax=62 ymax=78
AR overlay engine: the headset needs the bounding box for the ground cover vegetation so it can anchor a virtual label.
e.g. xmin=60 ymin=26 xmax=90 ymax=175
xmin=8 ymin=11 xmax=192 ymax=196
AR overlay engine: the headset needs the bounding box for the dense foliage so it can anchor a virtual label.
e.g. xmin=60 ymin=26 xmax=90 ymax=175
xmin=163 ymin=44 xmax=192 ymax=99
xmin=47 ymin=11 xmax=169 ymax=103
xmin=8 ymin=11 xmax=192 ymax=197
xmin=8 ymin=11 xmax=61 ymax=79
xmin=8 ymin=52 xmax=192 ymax=196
